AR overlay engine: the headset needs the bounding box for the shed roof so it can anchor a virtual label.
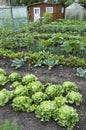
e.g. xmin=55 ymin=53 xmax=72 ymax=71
xmin=29 ymin=2 xmax=61 ymax=7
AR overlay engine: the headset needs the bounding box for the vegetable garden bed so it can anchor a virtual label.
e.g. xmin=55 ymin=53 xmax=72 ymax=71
xmin=0 ymin=19 xmax=86 ymax=130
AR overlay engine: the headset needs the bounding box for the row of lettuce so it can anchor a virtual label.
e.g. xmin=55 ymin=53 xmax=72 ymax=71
xmin=0 ymin=68 xmax=83 ymax=130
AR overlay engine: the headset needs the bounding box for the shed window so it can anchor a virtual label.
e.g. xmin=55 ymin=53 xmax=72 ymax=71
xmin=46 ymin=7 xmax=53 ymax=13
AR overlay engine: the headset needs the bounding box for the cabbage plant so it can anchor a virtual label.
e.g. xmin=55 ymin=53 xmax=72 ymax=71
xmin=8 ymin=72 xmax=21 ymax=82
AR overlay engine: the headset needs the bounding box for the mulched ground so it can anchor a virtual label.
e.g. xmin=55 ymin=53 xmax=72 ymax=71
xmin=0 ymin=58 xmax=86 ymax=130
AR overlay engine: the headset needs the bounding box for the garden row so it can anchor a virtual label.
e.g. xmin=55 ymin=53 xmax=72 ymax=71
xmin=0 ymin=68 xmax=83 ymax=130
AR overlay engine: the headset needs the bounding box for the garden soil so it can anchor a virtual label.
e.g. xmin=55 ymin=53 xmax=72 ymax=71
xmin=0 ymin=58 xmax=86 ymax=130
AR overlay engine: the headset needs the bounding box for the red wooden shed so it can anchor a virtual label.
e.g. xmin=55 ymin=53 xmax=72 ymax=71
xmin=29 ymin=2 xmax=65 ymax=22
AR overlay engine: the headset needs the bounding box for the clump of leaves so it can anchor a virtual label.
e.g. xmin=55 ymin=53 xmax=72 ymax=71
xmin=35 ymin=100 xmax=55 ymax=121
xmin=0 ymin=68 xmax=6 ymax=75
xmin=12 ymin=96 xmax=32 ymax=111
xmin=62 ymin=81 xmax=78 ymax=93
xmin=0 ymin=89 xmax=13 ymax=106
xmin=43 ymin=58 xmax=58 ymax=70
xmin=27 ymin=81 xmax=44 ymax=95
xmin=22 ymin=74 xmax=38 ymax=85
xmin=32 ymin=91 xmax=47 ymax=104
xmin=66 ymin=91 xmax=83 ymax=105
xmin=13 ymin=85 xmax=29 ymax=97
xmin=8 ymin=72 xmax=21 ymax=82
xmin=53 ymin=105 xmax=79 ymax=130
xmin=45 ymin=83 xmax=64 ymax=99
xmin=0 ymin=120 xmax=22 ymax=130
xmin=11 ymin=58 xmax=25 ymax=69
xmin=53 ymin=96 xmax=67 ymax=108
xmin=0 ymin=74 xmax=8 ymax=86
xmin=11 ymin=81 xmax=22 ymax=89
xmin=76 ymin=67 xmax=86 ymax=78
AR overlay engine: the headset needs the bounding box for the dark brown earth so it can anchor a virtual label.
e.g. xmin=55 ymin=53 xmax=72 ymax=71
xmin=0 ymin=58 xmax=86 ymax=130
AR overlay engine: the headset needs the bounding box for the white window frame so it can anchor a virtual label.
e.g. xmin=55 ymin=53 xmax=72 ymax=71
xmin=46 ymin=7 xmax=53 ymax=13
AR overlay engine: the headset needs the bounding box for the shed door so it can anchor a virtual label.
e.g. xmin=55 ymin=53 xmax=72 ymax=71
xmin=34 ymin=7 xmax=40 ymax=22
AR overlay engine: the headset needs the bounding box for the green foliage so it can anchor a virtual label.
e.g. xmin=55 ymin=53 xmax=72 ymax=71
xmin=0 ymin=68 xmax=6 ymax=75
xmin=27 ymin=81 xmax=44 ymax=95
xmin=13 ymin=85 xmax=29 ymax=97
xmin=45 ymin=84 xmax=64 ymax=99
xmin=22 ymin=74 xmax=38 ymax=85
xmin=11 ymin=58 xmax=25 ymax=69
xmin=12 ymin=96 xmax=32 ymax=111
xmin=0 ymin=120 xmax=22 ymax=130
xmin=53 ymin=105 xmax=79 ymax=130
xmin=43 ymin=58 xmax=58 ymax=70
xmin=32 ymin=91 xmax=47 ymax=104
xmin=8 ymin=72 xmax=21 ymax=82
xmin=62 ymin=81 xmax=78 ymax=93
xmin=43 ymin=13 xmax=52 ymax=24
xmin=0 ymin=74 xmax=8 ymax=86
xmin=53 ymin=96 xmax=67 ymax=108
xmin=0 ymin=89 xmax=13 ymax=106
xmin=11 ymin=81 xmax=22 ymax=89
xmin=76 ymin=67 xmax=86 ymax=78
xmin=66 ymin=91 xmax=83 ymax=105
xmin=35 ymin=100 xmax=55 ymax=121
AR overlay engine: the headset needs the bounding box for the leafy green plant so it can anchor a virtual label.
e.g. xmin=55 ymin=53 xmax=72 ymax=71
xmin=22 ymin=74 xmax=38 ymax=85
xmin=8 ymin=72 xmax=21 ymax=82
xmin=13 ymin=85 xmax=29 ymax=97
xmin=53 ymin=105 xmax=79 ymax=130
xmin=66 ymin=91 xmax=83 ymax=105
xmin=53 ymin=96 xmax=67 ymax=108
xmin=0 ymin=120 xmax=22 ymax=130
xmin=32 ymin=91 xmax=46 ymax=104
xmin=0 ymin=74 xmax=8 ymax=86
xmin=0 ymin=89 xmax=13 ymax=106
xmin=45 ymin=83 xmax=64 ymax=99
xmin=11 ymin=58 xmax=25 ymax=69
xmin=27 ymin=81 xmax=44 ymax=95
xmin=43 ymin=13 xmax=52 ymax=24
xmin=0 ymin=68 xmax=6 ymax=75
xmin=11 ymin=81 xmax=22 ymax=89
xmin=35 ymin=100 xmax=55 ymax=121
xmin=12 ymin=96 xmax=32 ymax=111
xmin=62 ymin=81 xmax=78 ymax=93
xmin=76 ymin=67 xmax=86 ymax=78
xmin=43 ymin=58 xmax=58 ymax=70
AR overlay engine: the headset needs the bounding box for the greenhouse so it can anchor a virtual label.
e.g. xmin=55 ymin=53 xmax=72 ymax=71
xmin=65 ymin=0 xmax=85 ymax=21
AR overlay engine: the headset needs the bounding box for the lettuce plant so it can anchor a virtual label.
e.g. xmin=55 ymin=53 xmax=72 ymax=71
xmin=8 ymin=72 xmax=21 ymax=82
xmin=0 ymin=89 xmax=13 ymax=106
xmin=13 ymin=85 xmax=29 ymax=97
xmin=66 ymin=91 xmax=83 ymax=105
xmin=45 ymin=84 xmax=64 ymax=99
xmin=53 ymin=105 xmax=79 ymax=130
xmin=0 ymin=74 xmax=8 ymax=86
xmin=22 ymin=74 xmax=38 ymax=85
xmin=12 ymin=96 xmax=32 ymax=111
xmin=53 ymin=96 xmax=67 ymax=108
xmin=32 ymin=91 xmax=47 ymax=104
xmin=11 ymin=81 xmax=22 ymax=89
xmin=0 ymin=68 xmax=6 ymax=75
xmin=27 ymin=81 xmax=44 ymax=94
xmin=35 ymin=100 xmax=55 ymax=121
xmin=62 ymin=81 xmax=78 ymax=93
